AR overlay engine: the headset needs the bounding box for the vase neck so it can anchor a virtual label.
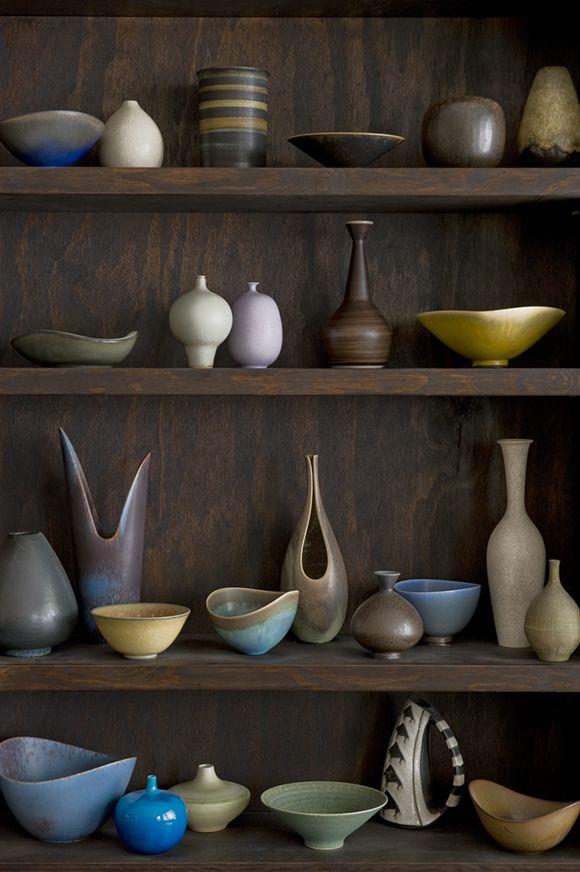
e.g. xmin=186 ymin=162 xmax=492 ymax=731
xmin=344 ymin=221 xmax=373 ymax=302
xmin=146 ymin=774 xmax=158 ymax=794
xmin=193 ymin=275 xmax=210 ymax=293
xmin=247 ymin=282 xmax=259 ymax=293
xmin=499 ymin=439 xmax=531 ymax=516
xmin=374 ymin=570 xmax=401 ymax=592
xmin=547 ymin=559 xmax=561 ymax=587
xmin=194 ymin=764 xmax=220 ymax=786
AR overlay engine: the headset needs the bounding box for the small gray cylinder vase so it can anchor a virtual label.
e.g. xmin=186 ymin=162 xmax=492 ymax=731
xmin=227 ymin=282 xmax=283 ymax=368
xmin=0 ymin=532 xmax=78 ymax=657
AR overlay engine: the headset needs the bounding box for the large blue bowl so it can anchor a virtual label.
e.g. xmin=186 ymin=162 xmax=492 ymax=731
xmin=0 ymin=736 xmax=136 ymax=842
xmin=394 ymin=579 xmax=481 ymax=645
xmin=206 ymin=588 xmax=299 ymax=655
xmin=0 ymin=110 xmax=104 ymax=166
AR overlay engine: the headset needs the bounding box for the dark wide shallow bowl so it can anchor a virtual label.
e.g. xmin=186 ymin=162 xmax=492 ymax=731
xmin=288 ymin=132 xmax=404 ymax=167
xmin=11 ymin=329 xmax=138 ymax=366
xmin=0 ymin=110 xmax=104 ymax=166
xmin=394 ymin=579 xmax=481 ymax=645
xmin=0 ymin=736 xmax=136 ymax=843
xmin=206 ymin=588 xmax=299 ymax=655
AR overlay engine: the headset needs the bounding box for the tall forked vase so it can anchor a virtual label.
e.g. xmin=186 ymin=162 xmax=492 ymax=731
xmin=281 ymin=455 xmax=348 ymax=643
xmin=486 ymin=439 xmax=545 ymax=647
xmin=60 ymin=429 xmax=151 ymax=639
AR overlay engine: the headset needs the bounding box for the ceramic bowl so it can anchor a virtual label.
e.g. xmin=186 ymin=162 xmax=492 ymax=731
xmin=206 ymin=588 xmax=299 ymax=655
xmin=261 ymin=781 xmax=387 ymax=850
xmin=91 ymin=603 xmax=190 ymax=659
xmin=288 ymin=132 xmax=404 ymax=167
xmin=11 ymin=330 xmax=138 ymax=367
xmin=417 ymin=306 xmax=565 ymax=367
xmin=0 ymin=110 xmax=104 ymax=166
xmin=0 ymin=736 xmax=136 ymax=843
xmin=469 ymin=779 xmax=580 ymax=853
xmin=394 ymin=579 xmax=481 ymax=645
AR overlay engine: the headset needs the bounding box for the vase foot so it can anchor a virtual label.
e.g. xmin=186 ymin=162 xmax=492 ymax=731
xmin=372 ymin=651 xmax=401 ymax=659
xmin=4 ymin=647 xmax=51 ymax=657
xmin=424 ymin=635 xmax=452 ymax=646
xmin=123 ymin=653 xmax=158 ymax=659
xmin=472 ymin=359 xmax=508 ymax=367
xmin=332 ymin=364 xmax=385 ymax=369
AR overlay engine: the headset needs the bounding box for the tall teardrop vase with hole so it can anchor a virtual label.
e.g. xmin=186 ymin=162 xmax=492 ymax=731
xmin=280 ymin=455 xmax=348 ymax=643
xmin=486 ymin=438 xmax=545 ymax=648
xmin=60 ymin=429 xmax=151 ymax=640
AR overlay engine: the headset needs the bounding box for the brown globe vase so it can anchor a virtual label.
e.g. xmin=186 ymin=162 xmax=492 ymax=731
xmin=421 ymin=95 xmax=506 ymax=167
xmin=350 ymin=571 xmax=423 ymax=658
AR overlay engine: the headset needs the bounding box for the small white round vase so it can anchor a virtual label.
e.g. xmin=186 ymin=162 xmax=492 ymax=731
xmin=99 ymin=100 xmax=164 ymax=167
xmin=169 ymin=275 xmax=233 ymax=368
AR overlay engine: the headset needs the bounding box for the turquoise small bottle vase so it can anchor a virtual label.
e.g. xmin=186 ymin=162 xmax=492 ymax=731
xmin=114 ymin=774 xmax=187 ymax=855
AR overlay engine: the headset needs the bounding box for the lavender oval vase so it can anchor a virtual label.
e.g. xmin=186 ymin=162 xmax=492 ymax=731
xmin=227 ymin=282 xmax=283 ymax=368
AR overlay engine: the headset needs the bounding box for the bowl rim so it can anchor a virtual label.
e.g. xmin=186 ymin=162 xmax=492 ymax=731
xmin=468 ymin=779 xmax=580 ymax=823
xmin=395 ymin=579 xmax=480 ymax=593
xmin=261 ymin=780 xmax=387 ymax=817
xmin=289 ymin=132 xmax=405 ymax=141
xmin=0 ymin=110 xmax=104 ymax=127
xmin=417 ymin=306 xmax=565 ymax=319
xmin=0 ymin=736 xmax=136 ymax=785
xmin=90 ymin=602 xmax=191 ymax=621
xmin=11 ymin=329 xmax=138 ymax=346
xmin=206 ymin=588 xmax=299 ymax=621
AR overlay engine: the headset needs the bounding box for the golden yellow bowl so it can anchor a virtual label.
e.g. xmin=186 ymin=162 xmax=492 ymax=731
xmin=469 ymin=779 xmax=580 ymax=853
xmin=417 ymin=306 xmax=565 ymax=366
xmin=91 ymin=603 xmax=190 ymax=659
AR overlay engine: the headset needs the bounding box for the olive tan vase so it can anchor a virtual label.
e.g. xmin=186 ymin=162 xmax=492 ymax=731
xmin=171 ymin=764 xmax=250 ymax=832
xmin=518 ymin=66 xmax=580 ymax=165
xmin=524 ymin=559 xmax=580 ymax=662
xmin=486 ymin=439 xmax=545 ymax=648
xmin=281 ymin=455 xmax=348 ymax=643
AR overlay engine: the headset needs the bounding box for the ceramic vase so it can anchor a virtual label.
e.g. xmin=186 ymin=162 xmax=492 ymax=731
xmin=380 ymin=697 xmax=464 ymax=827
xmin=518 ymin=67 xmax=580 ymax=165
xmin=350 ymin=571 xmax=423 ymax=658
xmin=115 ymin=775 xmax=187 ymax=855
xmin=99 ymin=100 xmax=164 ymax=167
xmin=524 ymin=559 xmax=580 ymax=662
xmin=60 ymin=428 xmax=151 ymax=639
xmin=421 ymin=96 xmax=506 ymax=167
xmin=169 ymin=274 xmax=233 ymax=368
xmin=171 ymin=764 xmax=250 ymax=832
xmin=486 ymin=438 xmax=545 ymax=648
xmin=321 ymin=221 xmax=392 ymax=368
xmin=0 ymin=532 xmax=78 ymax=657
xmin=197 ymin=67 xmax=269 ymax=167
xmin=227 ymin=282 xmax=283 ymax=368
xmin=281 ymin=454 xmax=348 ymax=643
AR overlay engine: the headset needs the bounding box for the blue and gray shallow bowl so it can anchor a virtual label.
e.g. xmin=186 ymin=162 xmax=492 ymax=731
xmin=206 ymin=588 xmax=299 ymax=655
xmin=0 ymin=110 xmax=104 ymax=166
xmin=394 ymin=579 xmax=481 ymax=645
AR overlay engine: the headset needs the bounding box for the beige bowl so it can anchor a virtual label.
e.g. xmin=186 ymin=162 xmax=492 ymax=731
xmin=469 ymin=779 xmax=580 ymax=853
xmin=91 ymin=603 xmax=190 ymax=659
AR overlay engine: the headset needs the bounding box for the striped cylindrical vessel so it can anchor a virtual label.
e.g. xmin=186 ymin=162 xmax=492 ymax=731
xmin=197 ymin=66 xmax=269 ymax=167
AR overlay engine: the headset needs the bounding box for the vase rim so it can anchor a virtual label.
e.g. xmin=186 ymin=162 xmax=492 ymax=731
xmin=8 ymin=531 xmax=42 ymax=537
xmin=497 ymin=438 xmax=533 ymax=445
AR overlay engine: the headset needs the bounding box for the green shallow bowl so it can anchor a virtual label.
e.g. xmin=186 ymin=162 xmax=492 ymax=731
xmin=11 ymin=330 xmax=138 ymax=367
xmin=261 ymin=781 xmax=387 ymax=850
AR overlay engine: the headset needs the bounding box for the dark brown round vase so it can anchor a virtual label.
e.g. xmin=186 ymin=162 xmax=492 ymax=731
xmin=421 ymin=96 xmax=506 ymax=167
xmin=321 ymin=220 xmax=392 ymax=367
xmin=350 ymin=571 xmax=423 ymax=659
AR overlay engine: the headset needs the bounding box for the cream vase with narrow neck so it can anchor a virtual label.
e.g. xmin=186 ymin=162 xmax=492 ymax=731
xmin=169 ymin=275 xmax=233 ymax=367
xmin=99 ymin=100 xmax=164 ymax=167
xmin=170 ymin=764 xmax=250 ymax=832
xmin=486 ymin=439 xmax=545 ymax=647
xmin=524 ymin=560 xmax=580 ymax=662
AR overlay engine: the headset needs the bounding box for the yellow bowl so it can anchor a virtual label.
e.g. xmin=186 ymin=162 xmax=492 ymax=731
xmin=91 ymin=603 xmax=190 ymax=659
xmin=469 ymin=779 xmax=580 ymax=853
xmin=417 ymin=306 xmax=565 ymax=366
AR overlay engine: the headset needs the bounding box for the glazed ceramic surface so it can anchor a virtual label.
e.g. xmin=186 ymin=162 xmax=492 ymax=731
xmin=261 ymin=781 xmax=387 ymax=850
xmin=322 ymin=221 xmax=392 ymax=368
xmin=206 ymin=588 xmax=298 ymax=655
xmin=394 ymin=579 xmax=481 ymax=645
xmin=169 ymin=274 xmax=233 ymax=368
xmin=281 ymin=454 xmax=348 ymax=643
xmin=171 ymin=763 xmax=250 ymax=832
xmin=524 ymin=559 xmax=580 ymax=662
xmin=91 ymin=603 xmax=190 ymax=659
xmin=227 ymin=282 xmax=283 ymax=368
xmin=288 ymin=132 xmax=404 ymax=167
xmin=197 ymin=67 xmax=269 ymax=167
xmin=487 ymin=439 xmax=545 ymax=648
xmin=380 ymin=697 xmax=464 ymax=828
xmin=417 ymin=306 xmax=564 ymax=367
xmin=60 ymin=429 xmax=150 ymax=638
xmin=11 ymin=330 xmax=137 ymax=367
xmin=421 ymin=96 xmax=506 ymax=167
xmin=469 ymin=780 xmax=580 ymax=853
xmin=518 ymin=67 xmax=580 ymax=165
xmin=0 ymin=736 xmax=135 ymax=843
xmin=0 ymin=110 xmax=103 ymax=166
xmin=350 ymin=571 xmax=423 ymax=658
xmin=0 ymin=531 xmax=77 ymax=657
xmin=115 ymin=774 xmax=187 ymax=855
xmin=99 ymin=100 xmax=164 ymax=167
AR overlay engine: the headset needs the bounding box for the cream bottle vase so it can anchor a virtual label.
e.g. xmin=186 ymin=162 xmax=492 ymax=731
xmin=486 ymin=438 xmax=545 ymax=647
xmin=524 ymin=559 xmax=580 ymax=662
xmin=169 ymin=274 xmax=233 ymax=368
xmin=99 ymin=100 xmax=164 ymax=167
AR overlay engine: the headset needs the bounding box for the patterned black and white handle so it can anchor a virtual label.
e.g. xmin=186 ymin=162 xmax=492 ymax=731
xmin=426 ymin=701 xmax=464 ymax=809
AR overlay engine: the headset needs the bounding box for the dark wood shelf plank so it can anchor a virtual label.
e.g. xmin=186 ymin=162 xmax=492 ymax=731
xmin=0 ymin=168 xmax=579 ymax=213
xmin=1 ymin=814 xmax=579 ymax=870
xmin=0 ymin=636 xmax=578 ymax=693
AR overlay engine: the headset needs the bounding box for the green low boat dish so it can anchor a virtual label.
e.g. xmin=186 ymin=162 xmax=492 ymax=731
xmin=206 ymin=588 xmax=299 ymax=655
xmin=11 ymin=330 xmax=138 ymax=367
xmin=260 ymin=781 xmax=387 ymax=850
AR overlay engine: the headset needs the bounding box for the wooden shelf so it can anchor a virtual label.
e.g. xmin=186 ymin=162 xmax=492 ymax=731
xmin=1 ymin=813 xmax=579 ymax=870
xmin=0 ymin=168 xmax=579 ymax=214
xmin=0 ymin=636 xmax=578 ymax=693
xmin=0 ymin=368 xmax=578 ymax=397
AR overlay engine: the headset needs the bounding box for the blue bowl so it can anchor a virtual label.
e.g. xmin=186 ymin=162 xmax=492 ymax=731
xmin=0 ymin=110 xmax=104 ymax=166
xmin=206 ymin=588 xmax=299 ymax=655
xmin=394 ymin=579 xmax=481 ymax=645
xmin=0 ymin=736 xmax=136 ymax=842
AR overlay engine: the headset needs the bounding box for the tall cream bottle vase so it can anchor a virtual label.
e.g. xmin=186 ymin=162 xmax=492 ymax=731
xmin=486 ymin=438 xmax=545 ymax=648
xmin=169 ymin=275 xmax=233 ymax=368
xmin=525 ymin=559 xmax=580 ymax=662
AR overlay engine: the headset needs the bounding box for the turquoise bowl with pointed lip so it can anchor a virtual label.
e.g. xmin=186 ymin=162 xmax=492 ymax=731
xmin=206 ymin=588 xmax=299 ymax=655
